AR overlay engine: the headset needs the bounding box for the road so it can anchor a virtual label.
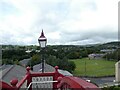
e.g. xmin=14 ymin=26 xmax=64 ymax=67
xmin=81 ymin=76 xmax=116 ymax=87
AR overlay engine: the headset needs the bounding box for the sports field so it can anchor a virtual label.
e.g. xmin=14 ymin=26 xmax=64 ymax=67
xmin=71 ymin=58 xmax=116 ymax=77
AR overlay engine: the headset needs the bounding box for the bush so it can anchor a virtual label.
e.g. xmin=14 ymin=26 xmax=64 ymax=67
xmin=102 ymin=86 xmax=120 ymax=90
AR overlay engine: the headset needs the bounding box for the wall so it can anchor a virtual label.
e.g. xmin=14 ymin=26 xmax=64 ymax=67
xmin=115 ymin=61 xmax=120 ymax=82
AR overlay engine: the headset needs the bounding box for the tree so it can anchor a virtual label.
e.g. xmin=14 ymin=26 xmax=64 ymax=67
xmin=67 ymin=52 xmax=80 ymax=59
xmin=28 ymin=54 xmax=41 ymax=67
xmin=13 ymin=59 xmax=19 ymax=65
xmin=57 ymin=57 xmax=76 ymax=73
xmin=103 ymin=49 xmax=120 ymax=61
xmin=2 ymin=59 xmax=13 ymax=64
xmin=46 ymin=55 xmax=58 ymax=66
xmin=68 ymin=61 xmax=76 ymax=72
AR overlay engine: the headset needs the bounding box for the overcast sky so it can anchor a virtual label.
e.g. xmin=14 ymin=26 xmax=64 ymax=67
xmin=0 ymin=0 xmax=119 ymax=45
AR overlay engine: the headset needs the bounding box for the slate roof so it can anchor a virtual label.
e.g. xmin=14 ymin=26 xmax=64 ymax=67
xmin=0 ymin=63 xmax=73 ymax=84
xmin=33 ymin=63 xmax=55 ymax=72
xmin=19 ymin=58 xmax=31 ymax=67
xmin=0 ymin=64 xmax=26 ymax=84
xmin=33 ymin=63 xmax=73 ymax=76
xmin=58 ymin=69 xmax=73 ymax=76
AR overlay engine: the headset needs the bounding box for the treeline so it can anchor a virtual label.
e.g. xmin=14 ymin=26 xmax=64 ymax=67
xmin=2 ymin=45 xmax=78 ymax=72
xmin=102 ymin=85 xmax=120 ymax=90
xmin=2 ymin=44 xmax=101 ymax=72
xmin=2 ymin=42 xmax=120 ymax=62
xmin=103 ymin=49 xmax=120 ymax=61
xmin=28 ymin=54 xmax=76 ymax=73
xmin=2 ymin=41 xmax=120 ymax=72
xmin=2 ymin=49 xmax=30 ymax=64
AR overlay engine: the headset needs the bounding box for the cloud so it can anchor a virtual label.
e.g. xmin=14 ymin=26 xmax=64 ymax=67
xmin=0 ymin=0 xmax=119 ymax=45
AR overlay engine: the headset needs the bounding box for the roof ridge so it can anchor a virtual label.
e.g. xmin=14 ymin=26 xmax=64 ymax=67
xmin=2 ymin=65 xmax=14 ymax=79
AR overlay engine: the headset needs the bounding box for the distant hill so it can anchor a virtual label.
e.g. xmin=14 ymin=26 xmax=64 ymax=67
xmin=1 ymin=41 xmax=120 ymax=50
xmin=101 ymin=41 xmax=120 ymax=48
xmin=103 ymin=41 xmax=120 ymax=46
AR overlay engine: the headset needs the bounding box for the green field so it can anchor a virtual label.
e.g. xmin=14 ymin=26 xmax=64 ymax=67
xmin=71 ymin=58 xmax=116 ymax=77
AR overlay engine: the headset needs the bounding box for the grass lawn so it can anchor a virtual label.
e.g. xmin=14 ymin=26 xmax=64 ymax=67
xmin=71 ymin=58 xmax=116 ymax=77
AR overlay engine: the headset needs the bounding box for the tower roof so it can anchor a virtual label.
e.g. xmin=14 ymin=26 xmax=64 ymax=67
xmin=40 ymin=29 xmax=46 ymax=38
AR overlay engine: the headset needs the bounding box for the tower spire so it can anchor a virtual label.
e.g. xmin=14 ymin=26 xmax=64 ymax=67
xmin=40 ymin=29 xmax=45 ymax=38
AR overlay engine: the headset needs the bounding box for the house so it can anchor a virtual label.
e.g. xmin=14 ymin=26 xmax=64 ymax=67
xmin=25 ymin=50 xmax=32 ymax=53
xmin=88 ymin=53 xmax=105 ymax=59
xmin=100 ymin=49 xmax=116 ymax=53
xmin=33 ymin=63 xmax=73 ymax=76
xmin=35 ymin=50 xmax=40 ymax=52
xmin=0 ymin=64 xmax=26 ymax=84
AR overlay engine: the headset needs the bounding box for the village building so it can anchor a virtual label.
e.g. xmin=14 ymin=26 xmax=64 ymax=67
xmin=88 ymin=53 xmax=105 ymax=60
xmin=100 ymin=49 xmax=116 ymax=53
